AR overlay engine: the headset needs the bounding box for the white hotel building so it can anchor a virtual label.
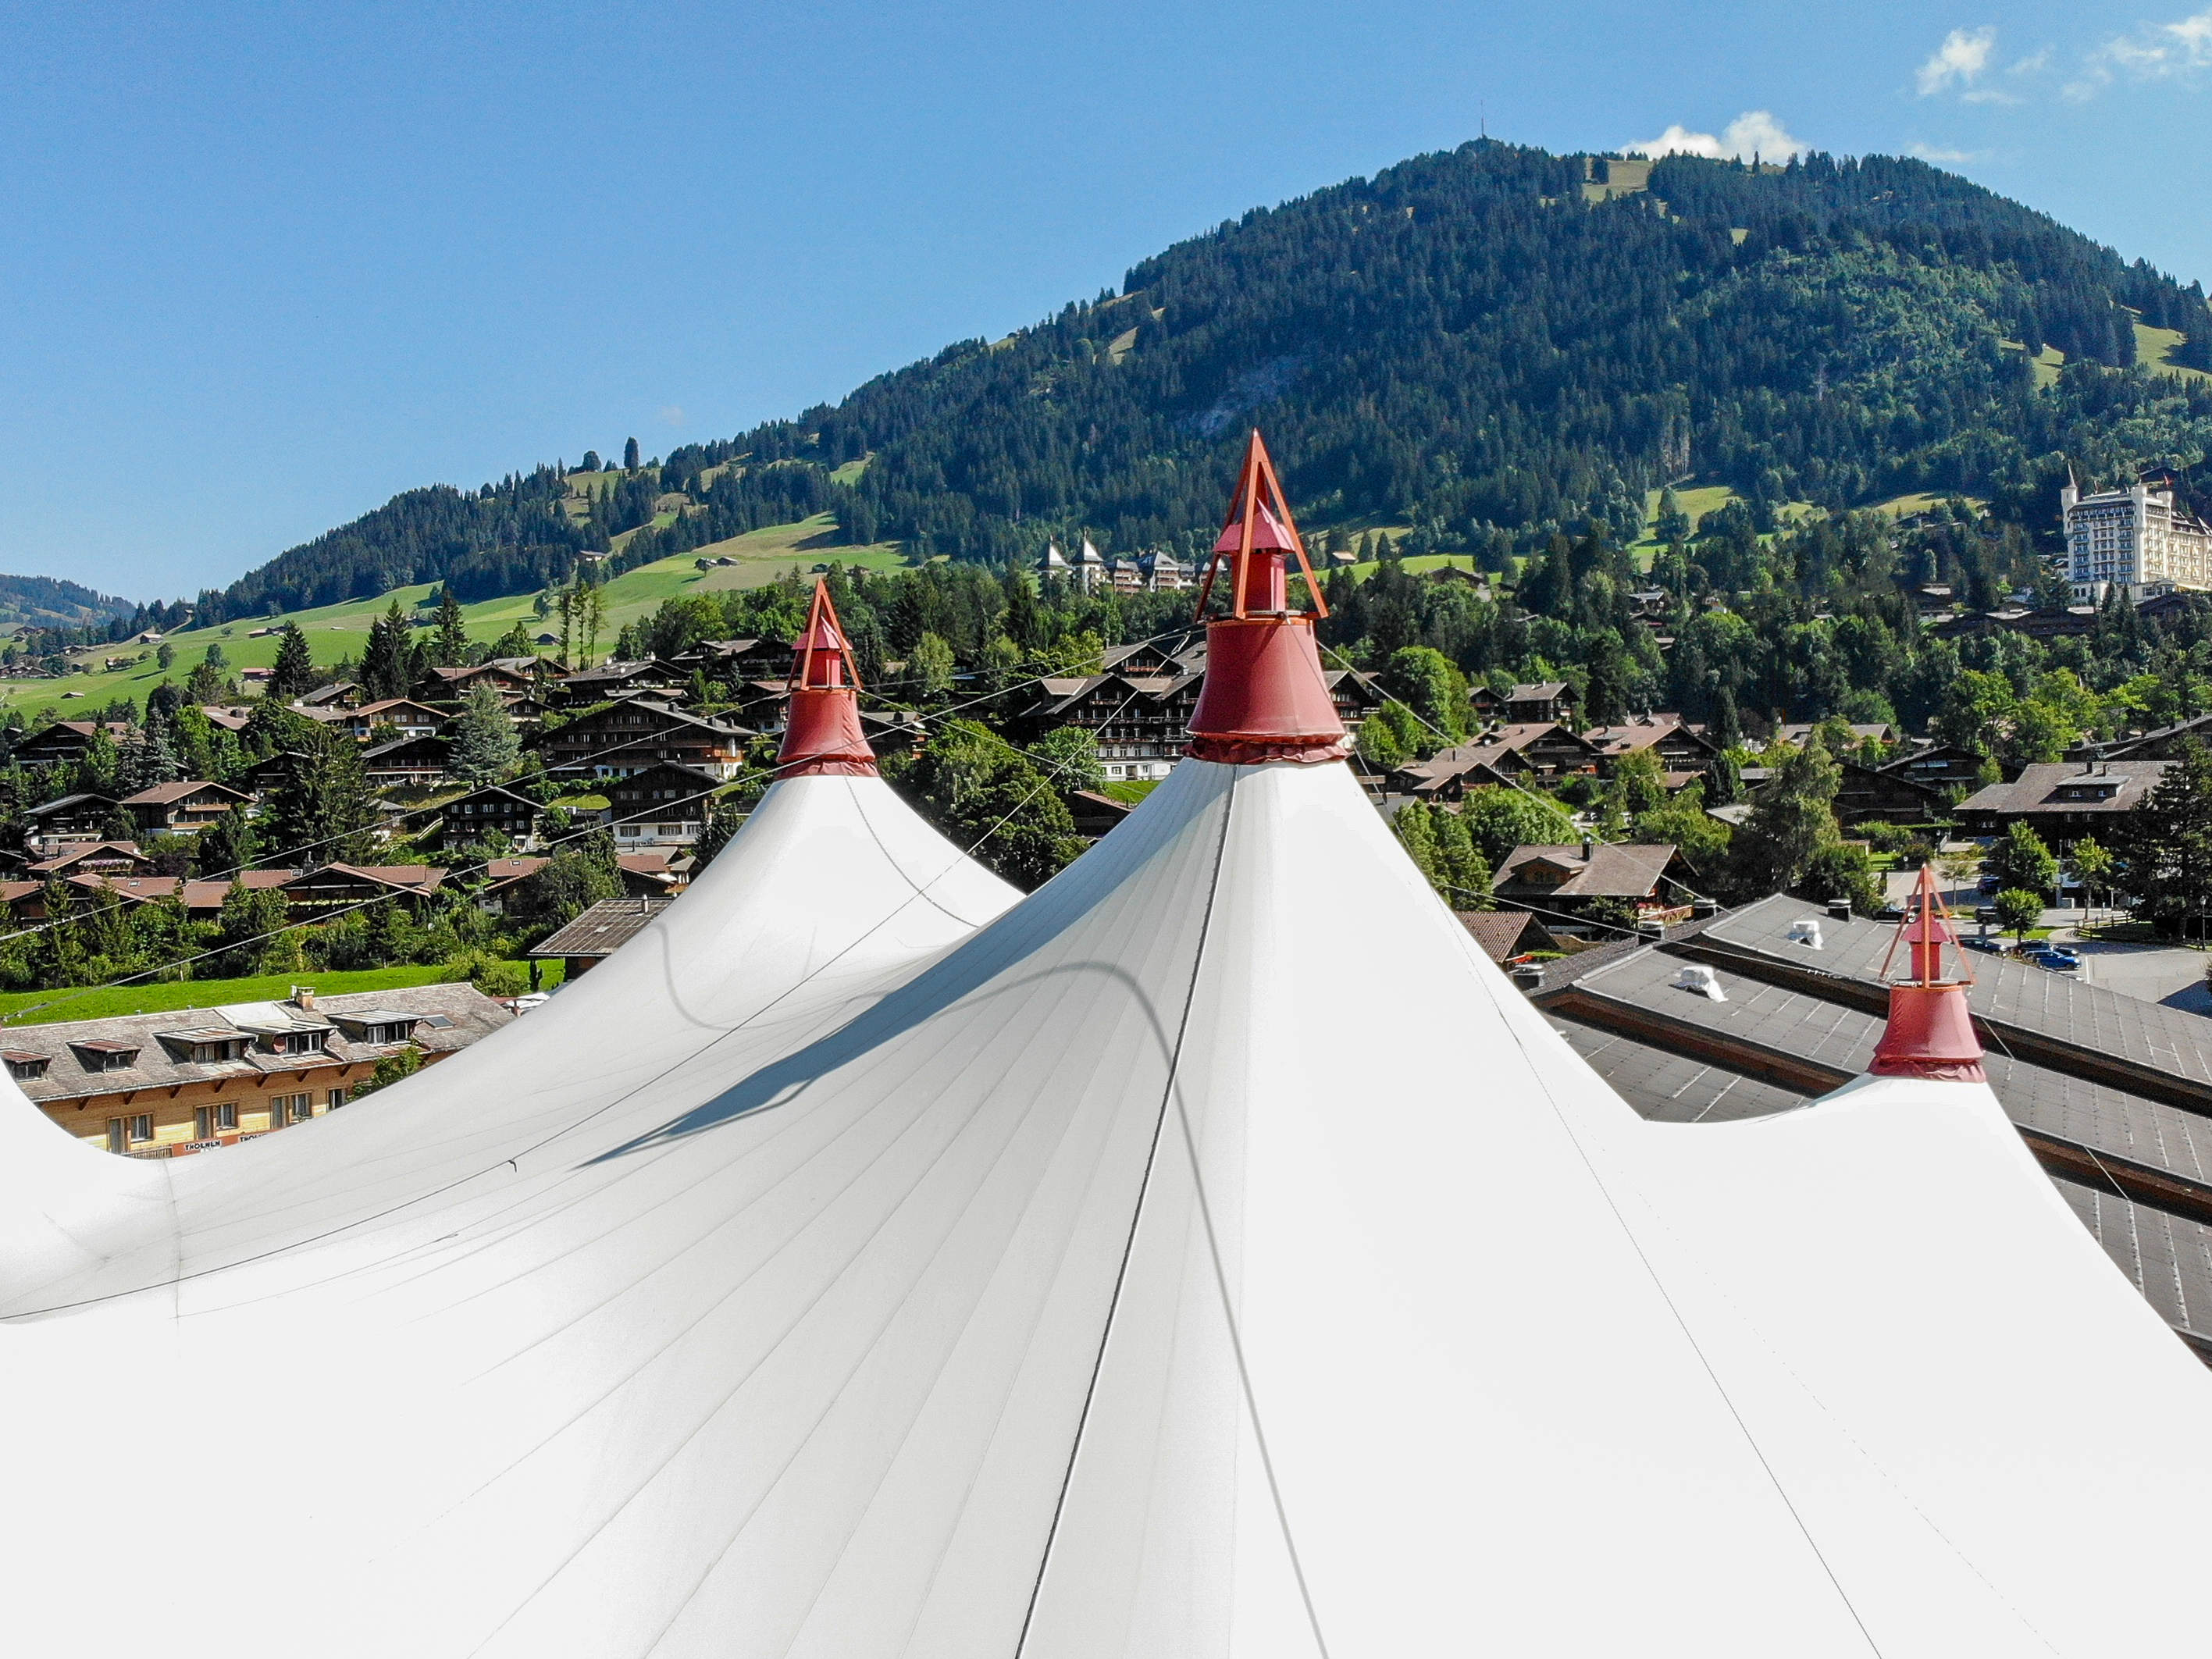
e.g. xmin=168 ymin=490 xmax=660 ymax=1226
xmin=2064 ymin=477 xmax=2212 ymax=601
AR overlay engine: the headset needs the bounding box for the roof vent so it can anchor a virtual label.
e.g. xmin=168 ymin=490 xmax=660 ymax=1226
xmin=778 ymin=579 xmax=878 ymax=779
xmin=1672 ymin=963 xmax=1726 ymax=1001
xmin=1786 ymin=918 xmax=1824 ymax=949
xmin=1184 ymin=430 xmax=1350 ymax=767
xmin=1869 ymin=864 xmax=1986 ymax=1083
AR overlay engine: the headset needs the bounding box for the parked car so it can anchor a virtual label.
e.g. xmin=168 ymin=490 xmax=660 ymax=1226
xmin=1963 ymin=935 xmax=2007 ymax=954
xmin=2021 ymin=945 xmax=2079 ymax=971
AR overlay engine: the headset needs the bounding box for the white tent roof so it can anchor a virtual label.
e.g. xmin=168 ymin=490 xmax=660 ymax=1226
xmin=4 ymin=758 xmax=2210 ymax=1656
xmin=0 ymin=772 xmax=1018 ymax=1314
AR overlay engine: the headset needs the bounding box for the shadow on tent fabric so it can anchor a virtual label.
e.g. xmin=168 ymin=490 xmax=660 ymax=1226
xmin=583 ymin=778 xmax=1233 ymax=1162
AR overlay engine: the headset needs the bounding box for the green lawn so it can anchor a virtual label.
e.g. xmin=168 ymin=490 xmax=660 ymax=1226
xmin=1100 ymin=779 xmax=1160 ymax=804
xmin=0 ymin=960 xmax=561 ymax=1029
xmin=1868 ymin=491 xmax=1989 ymax=518
xmin=1998 ymin=337 xmax=2067 ymax=389
xmin=1327 ymin=554 xmax=1494 ymax=585
xmin=0 ymin=514 xmax=910 ymax=723
xmin=2135 ymin=322 xmax=2212 ymax=386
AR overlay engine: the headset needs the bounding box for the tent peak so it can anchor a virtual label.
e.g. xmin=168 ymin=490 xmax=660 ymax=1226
xmin=778 ymin=579 xmax=878 ymax=778
xmin=1185 ymin=430 xmax=1350 ymax=765
xmin=1869 ymin=864 xmax=1985 ymax=1082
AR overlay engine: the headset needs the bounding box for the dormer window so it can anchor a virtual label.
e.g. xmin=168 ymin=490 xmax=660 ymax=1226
xmin=4 ymin=1050 xmax=50 ymax=1080
xmin=262 ymin=1028 xmax=329 ymax=1056
xmin=71 ymin=1041 xmax=139 ymax=1073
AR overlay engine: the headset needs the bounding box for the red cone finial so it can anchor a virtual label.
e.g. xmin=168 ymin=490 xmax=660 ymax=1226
xmin=1869 ymin=864 xmax=1986 ymax=1083
xmin=778 ymin=579 xmax=878 ymax=778
xmin=1184 ymin=430 xmax=1351 ymax=765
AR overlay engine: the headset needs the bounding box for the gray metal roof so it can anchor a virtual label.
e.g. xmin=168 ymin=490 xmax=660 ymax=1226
xmin=1702 ymin=894 xmax=2212 ymax=1093
xmin=1556 ymin=940 xmax=2212 ymax=1191
xmin=1551 ymin=1023 xmax=1804 ymax=1123
xmin=529 ymin=896 xmax=677 ymax=959
xmin=2054 ymin=1177 xmax=2212 ymax=1353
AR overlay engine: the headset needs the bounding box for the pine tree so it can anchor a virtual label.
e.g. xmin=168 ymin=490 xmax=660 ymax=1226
xmin=361 ymin=601 xmax=414 ymax=702
xmin=448 ymin=682 xmax=520 ymax=786
xmin=194 ymin=801 xmax=262 ymax=880
xmin=268 ymin=624 xmax=317 ymax=699
xmin=623 ymin=436 xmax=640 ymax=471
xmin=432 ymin=586 xmax=469 ymax=668
xmin=266 ymin=722 xmax=377 ymax=867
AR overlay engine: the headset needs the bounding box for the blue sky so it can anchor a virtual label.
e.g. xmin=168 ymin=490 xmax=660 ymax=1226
xmin=5 ymin=1 xmax=2208 ymax=600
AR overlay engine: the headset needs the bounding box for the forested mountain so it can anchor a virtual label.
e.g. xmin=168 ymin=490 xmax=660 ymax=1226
xmin=180 ymin=140 xmax=2212 ymax=621
xmin=0 ymin=574 xmax=141 ymax=632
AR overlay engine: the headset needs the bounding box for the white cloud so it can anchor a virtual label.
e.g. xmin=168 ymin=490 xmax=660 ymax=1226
xmin=1918 ymin=27 xmax=1996 ymax=94
xmin=2068 ymin=8 xmax=2212 ymax=98
xmin=658 ymin=404 xmax=686 ymax=427
xmin=1907 ymin=141 xmax=1988 ymax=162
xmin=1626 ymin=110 xmax=1806 ymax=162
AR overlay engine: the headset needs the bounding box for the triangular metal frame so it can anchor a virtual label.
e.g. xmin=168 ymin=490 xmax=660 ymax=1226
xmin=1879 ymin=863 xmax=1973 ymax=987
xmin=788 ymin=579 xmax=860 ymax=693
xmin=1191 ymin=429 xmax=1330 ymax=621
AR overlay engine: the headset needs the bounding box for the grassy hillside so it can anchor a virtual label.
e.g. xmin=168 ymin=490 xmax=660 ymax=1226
xmin=0 ymin=962 xmax=563 ymax=1029
xmin=0 ymin=514 xmax=907 ymax=723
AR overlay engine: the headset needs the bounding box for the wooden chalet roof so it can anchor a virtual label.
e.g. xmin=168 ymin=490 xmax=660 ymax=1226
xmin=528 ymin=895 xmax=677 ymax=960
xmin=118 ymin=779 xmax=248 ymax=807
xmin=1957 ymin=761 xmax=2170 ymax=819
xmin=1494 ymin=841 xmax=1679 ymax=900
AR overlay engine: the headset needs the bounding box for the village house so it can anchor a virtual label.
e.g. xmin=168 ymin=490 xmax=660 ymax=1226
xmin=1954 ymin=760 xmax=2169 ymax=851
xmin=11 ymin=984 xmax=510 ymax=1156
xmin=1386 ymin=734 xmax=1540 ymax=802
xmin=557 ymin=659 xmax=686 ymax=704
xmin=534 ymin=696 xmax=751 ymax=780
xmin=667 ymin=638 xmax=798 ymax=682
xmin=1491 ymin=839 xmax=1694 ymax=931
xmin=0 ymin=868 xmax=298 ymax=924
xmin=362 ymin=733 xmax=454 ymax=789
xmin=292 ymin=681 xmax=360 ymax=709
xmin=1577 ymin=714 xmax=1717 ymax=780
xmin=406 ymin=782 xmax=542 ymax=848
xmin=22 ymin=792 xmax=123 ymax=848
xmin=12 ymin=720 xmax=135 ymax=767
xmin=339 ymin=698 xmax=447 ymax=742
xmin=427 ymin=659 xmax=540 ymax=702
xmin=1833 ymin=762 xmax=1947 ymax=828
xmin=119 ymin=779 xmax=251 ymax=838
xmin=476 ymin=849 xmax=689 ymax=914
xmin=604 ymin=762 xmax=723 ymax=848
xmin=2082 ymin=711 xmax=2212 ymax=761
xmin=1023 ymin=669 xmax=1203 ymax=783
xmin=1877 ymin=742 xmax=1987 ymax=797
xmin=27 ymin=841 xmax=150 ymax=879
xmin=1471 ymin=681 xmax=1579 ymax=727
xmin=276 ymin=863 xmax=450 ymax=914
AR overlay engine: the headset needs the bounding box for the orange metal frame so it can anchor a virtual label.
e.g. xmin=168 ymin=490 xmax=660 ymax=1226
xmin=787 ymin=579 xmax=861 ymax=693
xmin=1191 ymin=429 xmax=1330 ymax=622
xmin=1879 ymin=863 xmax=1975 ymax=987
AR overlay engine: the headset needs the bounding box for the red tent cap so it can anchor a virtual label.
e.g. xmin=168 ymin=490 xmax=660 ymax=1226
xmin=1186 ymin=431 xmax=1349 ymax=767
xmin=779 ymin=579 xmax=878 ymax=778
xmin=1212 ymin=504 xmax=1297 ymax=556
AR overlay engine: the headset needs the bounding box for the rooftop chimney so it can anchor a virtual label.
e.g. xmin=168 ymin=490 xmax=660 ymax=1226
xmin=1184 ymin=430 xmax=1349 ymax=766
xmin=1868 ymin=864 xmax=1986 ymax=1083
xmin=1580 ymin=833 xmax=1595 ymax=862
xmin=777 ymin=579 xmax=878 ymax=778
